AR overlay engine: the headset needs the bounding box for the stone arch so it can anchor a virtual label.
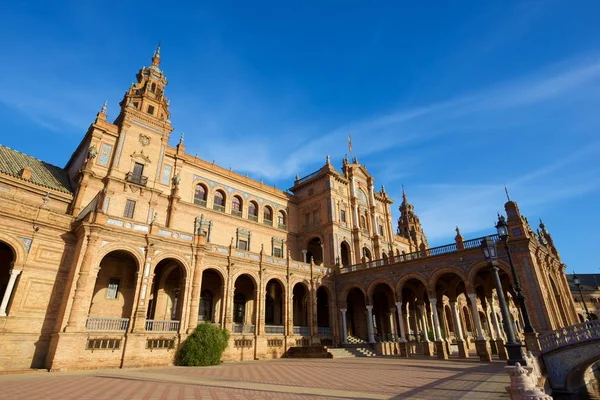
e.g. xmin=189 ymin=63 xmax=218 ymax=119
xmin=396 ymin=273 xmax=429 ymax=297
xmin=340 ymin=240 xmax=352 ymax=267
xmin=95 ymin=243 xmax=145 ymax=274
xmin=231 ymin=194 xmax=244 ymax=216
xmin=247 ymin=199 xmax=259 ymax=219
xmin=316 ymin=285 xmax=331 ymax=329
xmin=366 ymin=278 xmax=396 ymax=301
xmin=339 ymin=284 xmax=367 ymax=307
xmin=193 ymin=181 xmax=209 ymax=204
xmin=292 ymin=281 xmax=310 ymax=327
xmin=230 ymin=270 xmax=259 ymax=287
xmin=265 ymin=278 xmax=285 ymax=326
xmin=199 ymin=267 xmax=225 ymax=324
xmin=0 ymin=233 xmax=27 ymax=267
xmin=467 ymin=260 xmax=513 ymax=290
xmin=148 ymin=257 xmax=187 ymax=323
xmin=212 ymin=188 xmax=227 ymax=210
xmin=151 ymin=252 xmax=191 ymax=279
xmin=200 ymin=264 xmax=227 ymax=282
xmin=429 ymin=267 xmax=469 ymax=292
xmin=232 ymin=273 xmax=257 ymax=325
xmin=306 ymin=237 xmax=324 ymax=265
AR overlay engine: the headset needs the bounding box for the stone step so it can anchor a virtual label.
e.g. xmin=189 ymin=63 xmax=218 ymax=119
xmin=327 ymin=347 xmax=376 ymax=358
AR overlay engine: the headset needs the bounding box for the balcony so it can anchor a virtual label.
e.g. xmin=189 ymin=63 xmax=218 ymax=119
xmin=145 ymin=319 xmax=180 ymax=332
xmin=194 ymin=199 xmax=207 ymax=207
xmin=232 ymin=323 xmax=255 ymax=334
xmin=265 ymin=325 xmax=285 ymax=335
xmin=231 ymin=210 xmax=242 ymax=217
xmin=86 ymin=317 xmax=129 ymax=331
xmin=263 ymin=219 xmax=273 ymax=226
xmin=125 ymin=172 xmax=148 ymax=186
xmin=248 ymin=215 xmax=258 ymax=222
xmin=213 ymin=204 xmax=225 ymax=212
xmin=278 ymin=223 xmax=287 ymax=230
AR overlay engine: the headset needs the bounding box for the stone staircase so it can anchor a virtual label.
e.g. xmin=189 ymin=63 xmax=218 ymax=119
xmin=326 ymin=336 xmax=376 ymax=358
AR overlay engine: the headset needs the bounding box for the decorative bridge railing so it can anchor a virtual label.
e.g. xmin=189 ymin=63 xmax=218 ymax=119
xmin=539 ymin=320 xmax=600 ymax=353
xmin=145 ymin=319 xmax=180 ymax=332
xmin=86 ymin=317 xmax=129 ymax=331
xmin=340 ymin=234 xmax=501 ymax=274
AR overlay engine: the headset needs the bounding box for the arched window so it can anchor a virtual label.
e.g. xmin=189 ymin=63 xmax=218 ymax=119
xmin=360 ymin=215 xmax=366 ymax=229
xmin=263 ymin=206 xmax=273 ymax=225
xmin=233 ymin=293 xmax=246 ymax=323
xmin=277 ymin=210 xmax=287 ymax=229
xmin=362 ymin=247 xmax=372 ymax=261
xmin=213 ymin=190 xmax=225 ymax=212
xmin=199 ymin=290 xmax=214 ymax=322
xmin=231 ymin=196 xmax=242 ymax=217
xmin=194 ymin=184 xmax=207 ymax=206
xmin=248 ymin=201 xmax=258 ymax=221
xmin=340 ymin=241 xmax=351 ymax=267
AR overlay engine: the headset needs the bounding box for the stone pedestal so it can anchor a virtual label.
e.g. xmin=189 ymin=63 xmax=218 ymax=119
xmin=475 ymin=339 xmax=492 ymax=362
xmin=489 ymin=338 xmax=498 ymax=354
xmin=399 ymin=341 xmax=409 ymax=357
xmin=456 ymin=340 xmax=469 ymax=358
xmin=423 ymin=341 xmax=434 ymax=356
xmin=524 ymin=332 xmax=541 ymax=355
xmin=496 ymin=338 xmax=508 ymax=361
xmin=435 ymin=340 xmax=449 ymax=360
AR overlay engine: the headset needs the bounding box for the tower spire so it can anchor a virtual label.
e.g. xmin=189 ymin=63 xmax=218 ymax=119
xmin=152 ymin=42 xmax=161 ymax=66
xmin=504 ymin=185 xmax=511 ymax=202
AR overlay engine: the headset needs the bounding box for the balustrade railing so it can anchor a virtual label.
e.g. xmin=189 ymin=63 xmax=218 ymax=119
xmin=145 ymin=319 xmax=180 ymax=332
xmin=318 ymin=327 xmax=332 ymax=335
xmin=86 ymin=317 xmax=129 ymax=331
xmin=233 ymin=323 xmax=256 ymax=334
xmin=293 ymin=326 xmax=311 ymax=336
xmin=265 ymin=325 xmax=285 ymax=334
xmin=539 ymin=320 xmax=600 ymax=353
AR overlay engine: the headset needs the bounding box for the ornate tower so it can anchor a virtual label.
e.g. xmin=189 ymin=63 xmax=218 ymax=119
xmin=397 ymin=187 xmax=428 ymax=252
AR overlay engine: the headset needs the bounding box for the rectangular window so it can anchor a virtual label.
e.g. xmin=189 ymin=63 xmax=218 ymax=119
xmin=237 ymin=239 xmax=248 ymax=251
xmin=124 ymin=199 xmax=136 ymax=218
xmin=133 ymin=162 xmax=144 ymax=177
xmin=147 ymin=105 xmax=155 ymax=115
xmin=273 ymin=247 xmax=283 ymax=258
xmin=378 ymin=224 xmax=384 ymax=236
xmin=107 ymin=278 xmax=120 ymax=299
xmin=340 ymin=210 xmax=346 ymax=223
xmin=312 ymin=210 xmax=320 ymax=223
xmin=161 ymin=165 xmax=172 ymax=185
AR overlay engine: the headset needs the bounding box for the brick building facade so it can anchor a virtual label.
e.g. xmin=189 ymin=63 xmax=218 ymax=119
xmin=0 ymin=48 xmax=578 ymax=371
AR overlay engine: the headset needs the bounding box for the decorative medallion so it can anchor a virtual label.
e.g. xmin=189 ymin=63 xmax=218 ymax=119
xmin=139 ymin=134 xmax=151 ymax=147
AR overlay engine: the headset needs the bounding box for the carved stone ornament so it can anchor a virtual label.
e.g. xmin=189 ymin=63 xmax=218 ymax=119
xmin=139 ymin=134 xmax=151 ymax=147
xmin=87 ymin=145 xmax=98 ymax=160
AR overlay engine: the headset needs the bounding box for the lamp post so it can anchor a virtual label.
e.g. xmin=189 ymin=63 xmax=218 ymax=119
xmin=573 ymin=273 xmax=590 ymax=322
xmin=495 ymin=215 xmax=535 ymax=334
xmin=481 ymin=236 xmax=526 ymax=365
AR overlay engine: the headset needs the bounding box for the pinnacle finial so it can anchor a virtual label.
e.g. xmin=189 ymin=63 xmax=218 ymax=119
xmin=402 ymin=184 xmax=407 ymax=199
xmin=455 ymin=225 xmax=461 ymax=235
xmin=504 ymin=185 xmax=511 ymax=202
xmin=152 ymin=42 xmax=161 ymax=66
xmin=100 ymin=100 xmax=107 ymax=114
xmin=539 ymin=218 xmax=546 ymax=229
xmin=381 ymin=184 xmax=386 ymax=194
xmin=179 ymin=132 xmax=184 ymax=144
xmin=155 ymin=41 xmax=161 ymax=58
xmin=326 ymin=155 xmax=331 ymax=165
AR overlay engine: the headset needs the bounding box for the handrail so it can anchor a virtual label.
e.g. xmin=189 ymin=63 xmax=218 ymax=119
xmin=539 ymin=320 xmax=600 ymax=353
xmin=145 ymin=319 xmax=180 ymax=332
xmin=86 ymin=317 xmax=129 ymax=331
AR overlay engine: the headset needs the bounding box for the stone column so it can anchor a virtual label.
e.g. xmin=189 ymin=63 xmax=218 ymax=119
xmin=418 ymin=304 xmax=433 ymax=356
xmin=483 ymin=298 xmax=498 ymax=355
xmin=340 ymin=308 xmax=348 ymax=344
xmin=366 ymin=305 xmax=375 ymax=343
xmin=0 ymin=268 xmax=21 ymax=316
xmin=431 ymin=298 xmax=448 ymax=359
xmin=187 ymin=264 xmax=204 ymax=333
xmin=451 ymin=301 xmax=468 ymax=358
xmin=468 ymin=293 xmax=491 ymax=362
xmin=301 ymin=250 xmax=308 ymax=263
xmin=395 ymin=302 xmax=409 ymax=357
xmin=489 ymin=299 xmax=507 ymax=360
xmin=65 ymin=234 xmax=101 ymax=332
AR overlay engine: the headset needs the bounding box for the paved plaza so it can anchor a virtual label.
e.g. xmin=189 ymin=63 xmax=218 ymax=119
xmin=0 ymin=357 xmax=509 ymax=400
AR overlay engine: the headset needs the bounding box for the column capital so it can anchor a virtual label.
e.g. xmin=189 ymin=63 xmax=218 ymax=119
xmin=366 ymin=305 xmax=373 ymax=311
xmin=395 ymin=301 xmax=403 ymax=308
xmin=430 ymin=298 xmax=438 ymax=305
xmin=340 ymin=308 xmax=347 ymax=314
xmin=9 ymin=269 xmax=22 ymax=277
xmin=467 ymin=292 xmax=477 ymax=300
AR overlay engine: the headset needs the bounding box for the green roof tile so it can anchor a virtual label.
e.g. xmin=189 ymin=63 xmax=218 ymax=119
xmin=0 ymin=145 xmax=72 ymax=194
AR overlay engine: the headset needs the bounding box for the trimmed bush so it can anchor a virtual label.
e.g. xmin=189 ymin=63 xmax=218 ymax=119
xmin=176 ymin=323 xmax=230 ymax=366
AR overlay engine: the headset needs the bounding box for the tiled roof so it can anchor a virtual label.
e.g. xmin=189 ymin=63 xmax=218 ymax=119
xmin=0 ymin=145 xmax=72 ymax=194
xmin=566 ymin=274 xmax=600 ymax=291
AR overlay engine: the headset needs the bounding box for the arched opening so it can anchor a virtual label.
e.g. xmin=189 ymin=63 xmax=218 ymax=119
xmin=444 ymin=305 xmax=454 ymax=336
xmin=317 ymin=287 xmax=330 ymax=335
xmin=263 ymin=206 xmax=273 ymax=226
xmin=362 ymin=247 xmax=372 ymax=262
xmin=231 ymin=196 xmax=243 ymax=217
xmin=401 ymin=278 xmax=430 ymax=344
xmin=232 ymin=274 xmax=256 ymax=333
xmin=346 ymin=288 xmax=367 ymax=341
xmin=147 ymin=259 xmax=186 ymax=331
xmin=382 ymin=252 xmax=388 ymax=264
xmin=199 ymin=269 xmax=224 ymax=324
xmin=213 ymin=189 xmax=226 ymax=212
xmin=194 ymin=184 xmax=207 ymax=206
xmin=463 ymin=306 xmax=473 ymax=335
xmin=433 ymin=272 xmax=468 ymax=343
xmin=360 ymin=215 xmax=366 ymax=229
xmin=0 ymin=242 xmax=16 ymax=311
xmin=293 ymin=283 xmax=310 ymax=335
xmin=340 ymin=241 xmax=351 ymax=267
xmin=88 ymin=250 xmax=138 ymax=331
xmin=265 ymin=279 xmax=284 ymax=332
xmin=248 ymin=201 xmax=258 ymax=221
xmin=277 ymin=210 xmax=287 ymax=229
xmin=371 ymin=283 xmax=395 ymax=341
xmin=306 ymin=237 xmax=323 ymax=265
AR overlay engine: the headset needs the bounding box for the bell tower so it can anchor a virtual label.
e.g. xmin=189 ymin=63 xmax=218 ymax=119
xmin=397 ymin=187 xmax=428 ymax=252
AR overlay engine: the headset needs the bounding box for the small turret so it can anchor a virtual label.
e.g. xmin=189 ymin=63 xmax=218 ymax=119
xmin=397 ymin=186 xmax=428 ymax=251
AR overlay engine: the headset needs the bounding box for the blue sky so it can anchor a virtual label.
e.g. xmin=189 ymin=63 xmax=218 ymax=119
xmin=0 ymin=1 xmax=599 ymax=273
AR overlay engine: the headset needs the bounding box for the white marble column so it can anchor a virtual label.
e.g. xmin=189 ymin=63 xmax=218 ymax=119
xmin=366 ymin=305 xmax=375 ymax=343
xmin=340 ymin=308 xmax=348 ymax=344
xmin=418 ymin=304 xmax=430 ymax=342
xmin=450 ymin=301 xmax=464 ymax=341
xmin=0 ymin=269 xmax=21 ymax=316
xmin=389 ymin=308 xmax=397 ymax=337
xmin=468 ymin=293 xmax=485 ymax=340
xmin=430 ymin=298 xmax=443 ymax=341
xmin=301 ymin=250 xmax=308 ymax=263
xmin=395 ymin=302 xmax=407 ymax=342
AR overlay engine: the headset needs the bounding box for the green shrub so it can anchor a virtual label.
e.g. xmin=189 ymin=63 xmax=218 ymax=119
xmin=176 ymin=323 xmax=230 ymax=366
